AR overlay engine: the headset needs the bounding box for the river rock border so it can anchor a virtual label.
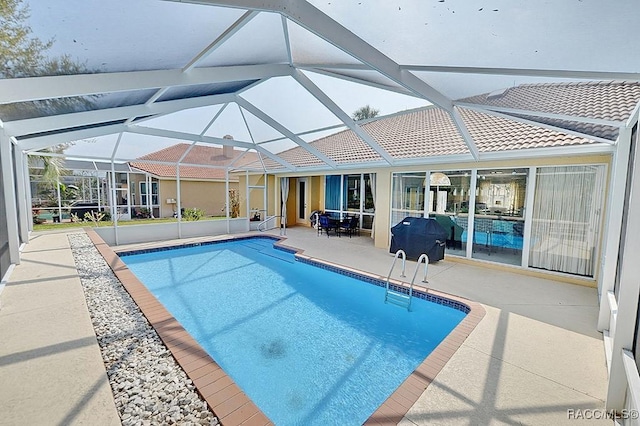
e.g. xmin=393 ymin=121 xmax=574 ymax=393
xmin=68 ymin=232 xmax=219 ymax=426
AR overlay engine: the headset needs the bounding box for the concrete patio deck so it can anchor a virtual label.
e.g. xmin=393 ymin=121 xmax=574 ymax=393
xmin=0 ymin=229 xmax=120 ymax=426
xmin=0 ymin=226 xmax=609 ymax=425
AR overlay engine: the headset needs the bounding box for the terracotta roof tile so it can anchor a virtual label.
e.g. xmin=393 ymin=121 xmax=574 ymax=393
xmin=459 ymin=81 xmax=640 ymax=140
xmin=367 ymin=108 xmax=468 ymax=158
xmin=230 ymin=82 xmax=640 ymax=172
xmin=129 ymin=143 xmax=259 ymax=180
xmin=460 ymin=108 xmax=594 ymax=151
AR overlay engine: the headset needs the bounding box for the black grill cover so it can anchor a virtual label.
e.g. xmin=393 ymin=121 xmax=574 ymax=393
xmin=390 ymin=217 xmax=447 ymax=262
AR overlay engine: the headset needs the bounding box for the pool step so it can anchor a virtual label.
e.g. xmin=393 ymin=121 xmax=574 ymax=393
xmin=385 ymin=290 xmax=411 ymax=308
xmin=258 ymin=248 xmax=295 ymax=263
xmin=242 ymin=240 xmax=274 ymax=251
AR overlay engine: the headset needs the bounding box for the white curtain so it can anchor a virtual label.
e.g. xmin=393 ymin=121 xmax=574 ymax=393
xmin=369 ymin=173 xmax=376 ymax=239
xmin=529 ymin=165 xmax=606 ymax=276
xmin=281 ymin=177 xmax=289 ymax=226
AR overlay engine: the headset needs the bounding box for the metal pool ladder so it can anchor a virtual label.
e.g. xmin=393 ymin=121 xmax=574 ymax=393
xmin=385 ymin=251 xmax=429 ymax=311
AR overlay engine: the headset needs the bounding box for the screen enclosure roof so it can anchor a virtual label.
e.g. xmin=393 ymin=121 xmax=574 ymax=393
xmin=2 ymin=0 xmax=640 ymax=173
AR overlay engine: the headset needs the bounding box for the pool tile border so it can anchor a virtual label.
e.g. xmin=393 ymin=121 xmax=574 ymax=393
xmin=89 ymin=230 xmax=485 ymax=426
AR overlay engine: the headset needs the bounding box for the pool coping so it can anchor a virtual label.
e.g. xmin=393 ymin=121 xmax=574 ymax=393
xmin=86 ymin=229 xmax=485 ymax=426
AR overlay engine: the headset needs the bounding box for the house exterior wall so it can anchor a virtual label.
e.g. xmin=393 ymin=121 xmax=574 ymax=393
xmin=267 ymin=174 xmax=276 ymax=217
xmin=373 ymin=169 xmax=392 ymax=249
xmin=310 ymin=175 xmax=322 ymax=217
xmin=271 ymin=152 xmax=612 ymax=281
xmin=158 ymin=179 xmax=238 ymax=218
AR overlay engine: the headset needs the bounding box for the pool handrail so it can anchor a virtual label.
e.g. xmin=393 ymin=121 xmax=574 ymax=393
xmin=407 ymin=253 xmax=430 ymax=311
xmin=258 ymin=215 xmax=286 ymax=235
xmin=385 ymin=251 xmax=429 ymax=311
xmin=385 ymin=250 xmax=410 ymax=309
xmin=387 ymin=249 xmax=407 ymax=281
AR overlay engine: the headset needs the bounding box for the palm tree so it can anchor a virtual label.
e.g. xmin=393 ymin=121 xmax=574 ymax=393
xmin=28 ymin=144 xmax=68 ymax=187
xmin=351 ymin=105 xmax=380 ymax=121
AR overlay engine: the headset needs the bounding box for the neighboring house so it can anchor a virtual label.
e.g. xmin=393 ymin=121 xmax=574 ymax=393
xmin=241 ymin=81 xmax=640 ymax=281
xmin=129 ymin=143 xmax=259 ymax=218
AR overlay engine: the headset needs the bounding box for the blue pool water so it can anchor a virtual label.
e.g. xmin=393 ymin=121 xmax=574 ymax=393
xmin=121 ymin=237 xmax=466 ymax=425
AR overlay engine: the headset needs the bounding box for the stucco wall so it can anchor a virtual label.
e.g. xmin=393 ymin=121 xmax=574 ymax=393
xmin=158 ymin=179 xmax=238 ymax=218
xmin=93 ymin=218 xmax=249 ymax=245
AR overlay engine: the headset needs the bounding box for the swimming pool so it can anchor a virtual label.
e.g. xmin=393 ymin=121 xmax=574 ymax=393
xmin=120 ymin=237 xmax=467 ymax=425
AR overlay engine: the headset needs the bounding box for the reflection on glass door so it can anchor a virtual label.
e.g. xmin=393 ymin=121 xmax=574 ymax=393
xmin=391 ymin=172 xmax=426 ymax=227
xmin=471 ymin=168 xmax=527 ymax=266
xmin=427 ymin=170 xmax=471 ymax=257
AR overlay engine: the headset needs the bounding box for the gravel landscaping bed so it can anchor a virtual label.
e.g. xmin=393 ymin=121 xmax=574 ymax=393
xmin=69 ymin=232 xmax=219 ymax=426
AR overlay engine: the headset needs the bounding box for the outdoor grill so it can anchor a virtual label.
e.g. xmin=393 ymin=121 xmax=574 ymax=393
xmin=390 ymin=217 xmax=448 ymax=262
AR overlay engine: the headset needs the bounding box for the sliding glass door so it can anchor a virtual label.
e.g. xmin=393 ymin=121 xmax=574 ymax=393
xmin=529 ymin=165 xmax=606 ymax=277
xmin=471 ymin=168 xmax=528 ymax=266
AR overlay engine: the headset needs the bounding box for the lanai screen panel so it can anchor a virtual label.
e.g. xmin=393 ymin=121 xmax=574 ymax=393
xmin=0 ymin=89 xmax=160 ymax=122
xmin=195 ymin=11 xmax=290 ymax=67
xmin=307 ymin=1 xmax=640 ymax=69
xmin=2 ymin=0 xmax=639 ymax=173
xmin=9 ymin=0 xmax=248 ymax=77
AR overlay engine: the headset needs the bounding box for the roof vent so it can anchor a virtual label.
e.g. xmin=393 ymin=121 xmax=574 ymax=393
xmin=487 ymin=87 xmax=509 ymax=100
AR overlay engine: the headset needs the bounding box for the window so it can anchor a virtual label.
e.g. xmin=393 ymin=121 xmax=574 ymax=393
xmin=324 ymin=173 xmax=375 ymax=230
xmin=529 ymin=165 xmax=606 ymax=276
xmin=140 ymin=181 xmax=159 ymax=205
xmin=391 ymin=172 xmax=426 ymax=227
xmin=343 ymin=174 xmax=361 ymax=211
xmin=325 ymin=175 xmax=341 ymax=211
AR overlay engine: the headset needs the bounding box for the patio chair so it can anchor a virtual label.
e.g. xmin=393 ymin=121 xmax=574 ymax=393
xmin=339 ymin=215 xmax=359 ymax=237
xmin=318 ymin=214 xmax=338 ymax=237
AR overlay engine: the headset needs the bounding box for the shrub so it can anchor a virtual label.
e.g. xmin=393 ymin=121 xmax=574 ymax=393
xmin=84 ymin=211 xmax=106 ymax=227
xmin=182 ymin=207 xmax=205 ymax=221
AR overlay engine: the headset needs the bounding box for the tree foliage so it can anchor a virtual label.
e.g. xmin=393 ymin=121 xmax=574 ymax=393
xmin=0 ymin=0 xmax=51 ymax=78
xmin=351 ymin=105 xmax=380 ymax=121
xmin=28 ymin=144 xmax=69 ymax=184
xmin=0 ymin=0 xmax=93 ymax=120
xmin=0 ymin=0 xmax=87 ymax=78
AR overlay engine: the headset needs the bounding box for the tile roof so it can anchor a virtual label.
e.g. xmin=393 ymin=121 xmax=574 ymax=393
xmin=129 ymin=143 xmax=260 ymax=180
xmin=459 ymin=108 xmax=593 ymax=152
xmin=459 ymin=81 xmax=640 ymax=121
xmin=195 ymin=81 xmax=640 ymax=172
xmin=458 ymin=81 xmax=640 ymax=141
